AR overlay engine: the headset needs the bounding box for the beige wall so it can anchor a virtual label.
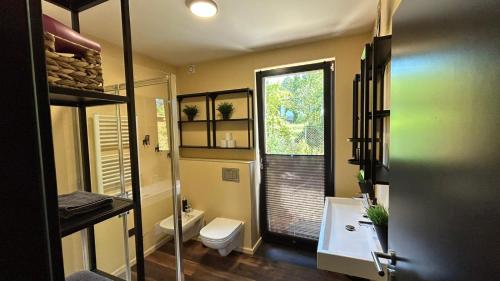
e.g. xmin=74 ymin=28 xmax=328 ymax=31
xmin=176 ymin=33 xmax=371 ymax=198
xmin=97 ymin=38 xmax=175 ymax=85
xmin=50 ymin=35 xmax=175 ymax=275
xmin=179 ymin=159 xmax=257 ymax=250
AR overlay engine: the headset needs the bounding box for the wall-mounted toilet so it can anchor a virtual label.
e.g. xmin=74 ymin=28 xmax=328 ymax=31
xmin=159 ymin=209 xmax=204 ymax=242
xmin=199 ymin=217 xmax=244 ymax=256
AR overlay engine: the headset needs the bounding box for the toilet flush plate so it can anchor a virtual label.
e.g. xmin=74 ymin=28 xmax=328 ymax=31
xmin=222 ymin=168 xmax=239 ymax=182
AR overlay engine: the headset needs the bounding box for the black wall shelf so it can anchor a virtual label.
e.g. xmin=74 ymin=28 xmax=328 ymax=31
xmin=348 ymin=137 xmax=380 ymax=142
xmin=60 ymin=197 xmax=134 ymax=237
xmin=49 ymin=85 xmax=128 ymax=107
xmin=214 ymin=118 xmax=253 ymax=122
xmin=368 ymin=110 xmax=390 ymax=118
xmin=349 ymin=36 xmax=391 ymax=190
xmin=45 ymin=0 xmax=109 ymax=12
xmin=180 ymin=145 xmax=252 ymax=150
xmin=348 ymin=158 xmax=361 ymax=165
xmin=177 ymin=88 xmax=255 ymax=150
xmin=179 ymin=145 xmax=210 ymax=149
xmin=178 ymin=120 xmax=208 ymax=123
xmin=179 ymin=88 xmax=251 ymax=97
xmin=214 ymin=146 xmax=253 ymax=150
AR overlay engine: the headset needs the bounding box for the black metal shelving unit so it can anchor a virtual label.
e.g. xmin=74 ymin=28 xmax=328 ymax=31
xmin=60 ymin=197 xmax=134 ymax=237
xmin=177 ymin=88 xmax=255 ymax=150
xmin=349 ymin=35 xmax=391 ymax=191
xmin=4 ymin=0 xmax=145 ymax=280
xmin=49 ymin=85 xmax=129 ymax=106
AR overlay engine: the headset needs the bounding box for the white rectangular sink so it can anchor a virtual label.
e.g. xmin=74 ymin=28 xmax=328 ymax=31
xmin=317 ymin=197 xmax=386 ymax=280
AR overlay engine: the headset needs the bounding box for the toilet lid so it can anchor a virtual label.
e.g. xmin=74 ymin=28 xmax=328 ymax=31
xmin=200 ymin=218 xmax=243 ymax=240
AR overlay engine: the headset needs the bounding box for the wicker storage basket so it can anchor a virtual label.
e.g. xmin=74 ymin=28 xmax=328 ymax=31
xmin=44 ymin=32 xmax=104 ymax=92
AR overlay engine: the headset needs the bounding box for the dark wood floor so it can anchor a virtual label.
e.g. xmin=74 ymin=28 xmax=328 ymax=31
xmin=132 ymin=240 xmax=353 ymax=281
xmin=254 ymin=241 xmax=318 ymax=269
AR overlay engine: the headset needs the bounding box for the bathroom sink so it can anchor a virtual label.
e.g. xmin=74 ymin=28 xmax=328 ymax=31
xmin=159 ymin=209 xmax=204 ymax=237
xmin=317 ymin=197 xmax=386 ymax=280
xmin=180 ymin=209 xmax=204 ymax=229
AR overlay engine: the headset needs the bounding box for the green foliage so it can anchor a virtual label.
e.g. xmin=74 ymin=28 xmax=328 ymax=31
xmin=366 ymin=205 xmax=389 ymax=226
xmin=357 ymin=170 xmax=366 ymax=183
xmin=217 ymin=102 xmax=234 ymax=119
xmin=156 ymin=99 xmax=166 ymax=117
xmin=182 ymin=105 xmax=198 ymax=119
xmin=264 ymin=70 xmax=324 ymax=155
xmin=155 ymin=98 xmax=169 ymax=151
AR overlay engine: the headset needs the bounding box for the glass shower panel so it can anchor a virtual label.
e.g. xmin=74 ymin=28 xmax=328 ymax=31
xmin=87 ymin=103 xmax=130 ymax=278
xmin=85 ymin=78 xmax=179 ymax=280
xmin=131 ymin=80 xmax=178 ymax=280
xmin=54 ymin=77 xmax=181 ymax=280
xmin=125 ymin=79 xmax=181 ymax=280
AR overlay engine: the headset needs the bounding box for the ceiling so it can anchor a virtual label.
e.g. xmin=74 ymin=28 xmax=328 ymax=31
xmin=42 ymin=0 xmax=377 ymax=66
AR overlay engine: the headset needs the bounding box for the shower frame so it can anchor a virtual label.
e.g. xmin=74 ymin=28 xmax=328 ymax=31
xmin=104 ymin=75 xmax=186 ymax=281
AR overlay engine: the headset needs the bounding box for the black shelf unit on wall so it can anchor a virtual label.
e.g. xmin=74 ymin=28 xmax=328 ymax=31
xmin=349 ymin=35 xmax=391 ymax=188
xmin=2 ymin=0 xmax=145 ymax=280
xmin=177 ymin=88 xmax=255 ymax=150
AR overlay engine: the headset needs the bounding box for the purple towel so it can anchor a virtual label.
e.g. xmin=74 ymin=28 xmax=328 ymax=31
xmin=43 ymin=14 xmax=101 ymax=55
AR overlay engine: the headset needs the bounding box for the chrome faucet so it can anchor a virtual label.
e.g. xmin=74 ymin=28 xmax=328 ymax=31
xmin=362 ymin=193 xmax=372 ymax=210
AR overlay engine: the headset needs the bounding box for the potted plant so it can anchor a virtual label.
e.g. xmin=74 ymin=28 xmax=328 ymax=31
xmin=366 ymin=205 xmax=389 ymax=252
xmin=357 ymin=169 xmax=373 ymax=196
xmin=217 ymin=102 xmax=234 ymax=120
xmin=183 ymin=105 xmax=198 ymax=121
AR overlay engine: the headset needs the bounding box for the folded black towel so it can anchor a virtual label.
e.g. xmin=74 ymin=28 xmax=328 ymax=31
xmin=58 ymin=191 xmax=113 ymax=219
xmin=66 ymin=270 xmax=112 ymax=281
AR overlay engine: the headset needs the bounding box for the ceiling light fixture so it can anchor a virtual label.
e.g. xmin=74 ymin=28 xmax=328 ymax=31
xmin=186 ymin=0 xmax=218 ymax=18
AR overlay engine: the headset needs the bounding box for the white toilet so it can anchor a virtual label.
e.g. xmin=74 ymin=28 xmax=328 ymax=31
xmin=159 ymin=209 xmax=204 ymax=242
xmin=199 ymin=217 xmax=244 ymax=256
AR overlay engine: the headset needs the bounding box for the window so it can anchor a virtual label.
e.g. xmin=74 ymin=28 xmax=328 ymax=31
xmin=264 ymin=69 xmax=325 ymax=155
xmin=155 ymin=98 xmax=169 ymax=151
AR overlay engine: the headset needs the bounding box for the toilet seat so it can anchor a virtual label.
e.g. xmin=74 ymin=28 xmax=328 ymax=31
xmin=199 ymin=218 xmax=244 ymax=256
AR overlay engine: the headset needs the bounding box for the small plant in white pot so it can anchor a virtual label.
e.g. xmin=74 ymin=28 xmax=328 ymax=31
xmin=366 ymin=205 xmax=389 ymax=252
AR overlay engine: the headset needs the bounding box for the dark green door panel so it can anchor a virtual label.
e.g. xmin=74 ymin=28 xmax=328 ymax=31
xmin=390 ymin=1 xmax=500 ymax=280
